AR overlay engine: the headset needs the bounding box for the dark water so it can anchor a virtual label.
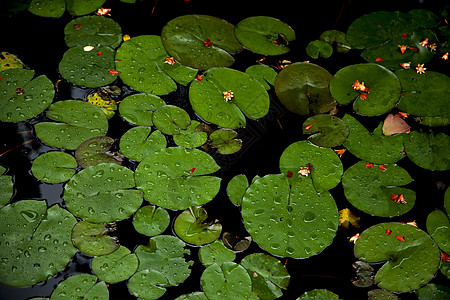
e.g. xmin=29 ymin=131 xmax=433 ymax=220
xmin=0 ymin=0 xmax=449 ymax=299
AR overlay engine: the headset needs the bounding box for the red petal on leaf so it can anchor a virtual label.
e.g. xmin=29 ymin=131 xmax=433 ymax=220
xmin=409 ymin=46 xmax=419 ymax=52
xmin=273 ymin=40 xmax=281 ymax=45
xmin=195 ymin=75 xmax=203 ymax=81
xmin=360 ymin=93 xmax=368 ymax=100
xmin=378 ymin=164 xmax=387 ymax=171
xmin=441 ymin=252 xmax=450 ymax=262
xmin=365 ymin=162 xmax=374 ymax=168
xmin=286 ymin=170 xmax=293 ymax=178
xmin=391 ymin=194 xmax=399 ymax=201
xmin=396 ymin=236 xmax=405 ymax=242
xmin=386 ymin=229 xmax=392 ymax=235
xmin=96 ymin=51 xmax=102 ymax=56
xmin=109 ymin=70 xmax=119 ymax=75
xmin=74 ymin=24 xmax=82 ymax=30
xmin=305 ymin=124 xmax=313 ymax=130
xmin=15 ymin=88 xmax=24 ymax=95
xmin=401 ymin=33 xmax=408 ymax=39
xmin=375 ymin=57 xmax=383 ymax=62
xmin=203 ymin=38 xmax=212 ymax=47
xmin=190 ymin=167 xmax=196 ymax=174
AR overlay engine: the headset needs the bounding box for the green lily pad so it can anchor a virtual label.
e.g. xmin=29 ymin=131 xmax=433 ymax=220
xmin=209 ymin=129 xmax=242 ymax=155
xmin=128 ymin=269 xmax=168 ymax=300
xmin=274 ymin=62 xmax=336 ymax=116
xmin=71 ymin=220 xmax=119 ymax=256
xmin=330 ymin=63 xmax=401 ymax=116
xmin=222 ymin=232 xmax=252 ymax=252
xmin=245 ymin=64 xmax=277 ymax=90
xmin=416 ymin=283 xmax=450 ymax=300
xmin=404 ymin=131 xmax=450 ymax=171
xmin=59 ymin=45 xmax=117 ymax=88
xmin=134 ymin=147 xmax=221 ymax=210
xmin=240 ymin=253 xmax=290 ymax=300
xmin=342 ymin=114 xmax=405 ymax=164
xmin=31 ymin=151 xmax=77 ymax=183
xmin=35 ymin=100 xmax=108 ymax=150
xmin=135 ymin=235 xmax=193 ymax=286
xmin=198 ymin=240 xmax=236 ymax=267
xmin=75 ymin=136 xmax=122 ymax=168
xmin=0 ymin=166 xmax=13 ymax=208
xmin=201 ymin=262 xmax=252 ymax=300
xmin=319 ymin=30 xmax=352 ymax=53
xmin=297 ymin=289 xmax=339 ymax=299
xmin=161 ymin=15 xmax=244 ymax=70
xmin=354 ymin=222 xmax=441 ymax=293
xmin=306 ymin=40 xmax=333 ymax=59
xmin=133 ymin=205 xmax=170 ymax=237
xmin=50 ymin=274 xmax=108 ymax=300
xmin=0 ymin=52 xmax=24 ymax=72
xmin=118 ymin=93 xmax=166 ymax=126
xmin=152 ymin=105 xmax=191 ymax=135
xmin=189 ymin=67 xmax=270 ymax=129
xmin=342 ymin=161 xmax=416 ymax=217
xmin=445 ymin=188 xmax=450 ymax=218
xmin=64 ymin=16 xmax=122 ymax=48
xmin=302 ymin=114 xmax=349 ymax=148
xmin=227 ymin=174 xmax=249 ymax=206
xmin=0 ymin=68 xmax=54 ymax=122
xmin=115 ymin=35 xmax=197 ymax=95
xmin=120 ymin=127 xmax=166 ymax=162
xmin=368 ymin=289 xmax=400 ymax=300
xmin=64 ymin=163 xmax=143 ymax=223
xmin=173 ymin=120 xmax=208 ymax=148
xmin=426 ymin=210 xmax=450 ymax=253
xmin=235 ymin=16 xmax=295 ymax=55
xmin=91 ymin=245 xmax=138 ymax=283
xmin=242 ymin=174 xmax=338 ymax=258
xmin=29 ymin=0 xmax=107 ymax=17
xmin=279 ymin=140 xmax=343 ymax=192
xmin=0 ymin=200 xmax=77 ymax=287
xmin=395 ymin=69 xmax=450 ymax=117
xmin=175 ymin=292 xmax=208 ymax=300
xmin=174 ymin=206 xmax=222 ymax=246
xmin=414 ymin=115 xmax=450 ymax=128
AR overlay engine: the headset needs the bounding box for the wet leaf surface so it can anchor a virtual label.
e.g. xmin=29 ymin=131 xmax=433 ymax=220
xmin=118 ymin=93 xmax=165 ymax=126
xmin=91 ymin=245 xmax=138 ymax=283
xmin=198 ymin=240 xmax=236 ymax=267
xmin=302 ymin=114 xmax=349 ymax=147
xmin=31 ymin=151 xmax=77 ymax=183
xmin=133 ymin=205 xmax=170 ymax=237
xmin=120 ymin=127 xmax=166 ymax=162
xmin=75 ymin=136 xmax=121 ymax=168
xmin=404 ymin=131 xmax=450 ymax=171
xmin=51 ymin=274 xmax=108 ymax=300
xmin=71 ymin=220 xmax=119 ymax=256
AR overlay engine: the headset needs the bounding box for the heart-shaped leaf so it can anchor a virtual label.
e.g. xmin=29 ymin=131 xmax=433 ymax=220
xmin=120 ymin=127 xmax=166 ymax=162
xmin=51 ymin=274 xmax=108 ymax=300
xmin=75 ymin=136 xmax=122 ymax=168
xmin=152 ymin=105 xmax=191 ymax=135
xmin=71 ymin=220 xmax=119 ymax=256
xmin=133 ymin=205 xmax=170 ymax=237
xmin=426 ymin=209 xmax=450 ymax=254
xmin=404 ymin=131 xmax=450 ymax=171
xmin=198 ymin=240 xmax=236 ymax=267
xmin=118 ymin=93 xmax=166 ymax=126
xmin=302 ymin=114 xmax=349 ymax=148
xmin=31 ymin=151 xmax=77 ymax=183
xmin=91 ymin=246 xmax=139 ymax=283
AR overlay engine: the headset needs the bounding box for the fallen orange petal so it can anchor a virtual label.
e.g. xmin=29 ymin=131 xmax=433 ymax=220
xmin=305 ymin=124 xmax=313 ymax=130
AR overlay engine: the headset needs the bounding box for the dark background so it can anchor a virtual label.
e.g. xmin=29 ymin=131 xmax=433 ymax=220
xmin=0 ymin=0 xmax=449 ymax=299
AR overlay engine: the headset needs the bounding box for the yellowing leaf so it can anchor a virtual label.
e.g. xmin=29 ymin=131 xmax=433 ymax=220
xmin=339 ymin=208 xmax=360 ymax=229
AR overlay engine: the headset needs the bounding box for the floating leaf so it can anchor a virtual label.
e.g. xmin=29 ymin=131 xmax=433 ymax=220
xmin=306 ymin=40 xmax=333 ymax=59
xmin=342 ymin=161 xmax=415 ymax=217
xmin=279 ymin=140 xmax=343 ymax=192
xmin=354 ymin=222 xmax=440 ymax=293
xmin=297 ymin=289 xmax=339 ymax=299
xmin=404 ymin=131 xmax=450 ymax=171
xmin=28 ymin=0 xmax=66 ymax=18
xmin=240 ymin=253 xmax=290 ymax=300
xmin=445 ymin=188 xmax=450 ymax=218
xmin=152 ymin=105 xmax=191 ymax=135
xmin=274 ymin=62 xmax=336 ymax=116
xmin=416 ymin=283 xmax=450 ymax=300
xmin=0 ymin=200 xmax=77 ymax=287
xmin=115 ymin=35 xmax=197 ymax=95
xmin=75 ymin=136 xmax=122 ymax=168
xmin=198 ymin=240 xmax=236 ymax=267
xmin=0 ymin=165 xmax=13 ymax=208
xmin=382 ymin=114 xmax=411 ymax=135
xmin=161 ymin=15 xmax=243 ymax=70
xmin=174 ymin=206 xmax=222 ymax=246
xmin=227 ymin=174 xmax=249 ymax=206
xmin=368 ymin=289 xmax=400 ymax=300
xmin=235 ymin=16 xmax=295 ymax=55
xmin=302 ymin=114 xmax=349 ymax=148
xmin=128 ymin=269 xmax=167 ymax=300
xmin=175 ymin=292 xmax=208 ymax=300
xmin=209 ymin=129 xmax=242 ymax=155
xmin=71 ymin=220 xmax=119 ymax=256
xmin=0 ymin=52 xmax=23 ymax=71
xmin=91 ymin=245 xmax=138 ymax=283
xmin=120 ymin=127 xmax=166 ymax=162
xmin=242 ymin=174 xmax=338 ymax=258
xmin=426 ymin=210 xmax=450 ymax=254
xmin=87 ymin=92 xmax=117 ymax=120
xmin=31 ymin=151 xmax=77 ymax=183
xmin=50 ymin=274 xmax=108 ymax=300
xmin=342 ymin=114 xmax=405 ymax=164
xmin=35 ymin=100 xmax=108 ymax=150
xmin=319 ymin=30 xmax=352 ymax=53
xmin=173 ymin=120 xmax=208 ymax=148
xmin=133 ymin=205 xmax=170 ymax=237
xmin=201 ymin=262 xmax=252 ymax=300
xmin=245 ymin=64 xmax=277 ymax=90
xmin=0 ymin=68 xmax=54 ymax=122
xmin=64 ymin=163 xmax=143 ymax=223
xmin=118 ymin=93 xmax=166 ymax=126
xmin=330 ymin=63 xmax=401 ymax=116
xmin=189 ymin=67 xmax=270 ymax=129
xmin=222 ymin=232 xmax=252 ymax=252
xmin=351 ymin=261 xmax=374 ymax=288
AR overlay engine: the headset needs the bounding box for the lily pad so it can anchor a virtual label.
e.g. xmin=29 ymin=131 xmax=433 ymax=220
xmin=189 ymin=67 xmax=270 ymax=129
xmin=128 ymin=269 xmax=168 ymax=300
xmin=198 ymin=240 xmax=236 ymax=267
xmin=0 ymin=200 xmax=77 ymax=287
xmin=0 ymin=68 xmax=54 ymax=122
xmin=120 ymin=127 xmax=166 ymax=162
xmin=342 ymin=161 xmax=416 ymax=217
xmin=227 ymin=174 xmax=249 ymax=206
xmin=426 ymin=209 xmax=450 ymax=254
xmin=306 ymin=40 xmax=333 ymax=59
xmin=35 ymin=100 xmax=108 ymax=150
xmin=245 ymin=64 xmax=277 ymax=90
xmin=235 ymin=16 xmax=295 ymax=55
xmin=161 ymin=15 xmax=244 ymax=70
xmin=319 ymin=30 xmax=352 ymax=53
xmin=91 ymin=245 xmax=139 ymax=283
xmin=395 ymin=69 xmax=450 ymax=117
xmin=242 ymin=174 xmax=338 ymax=258
xmin=416 ymin=283 xmax=450 ymax=300
xmin=115 ymin=35 xmax=197 ymax=95
xmin=0 ymin=166 xmax=13 ymax=208
xmin=118 ymin=93 xmax=166 ymax=126
xmin=50 ymin=274 xmax=108 ymax=300
xmin=354 ymin=222 xmax=441 ymax=293
xmin=31 ymin=151 xmax=77 ymax=183
xmin=209 ymin=129 xmax=242 ymax=154
xmin=342 ymin=114 xmax=405 ymax=164
xmin=133 ymin=205 xmax=170 ymax=237
xmin=175 ymin=292 xmax=208 ymax=300
xmin=75 ymin=136 xmax=122 ymax=168
xmin=240 ymin=253 xmax=290 ymax=300
xmin=201 ymin=262 xmax=252 ymax=300
xmin=71 ymin=220 xmax=119 ymax=256
xmin=404 ymin=131 xmax=450 ymax=171
xmin=64 ymin=15 xmax=122 ymax=48
xmin=173 ymin=120 xmax=208 ymax=148
xmin=29 ymin=0 xmax=107 ymax=17
xmin=302 ymin=114 xmax=349 ymax=148
xmin=279 ymin=140 xmax=343 ymax=192
xmin=64 ymin=163 xmax=143 ymax=223
xmin=59 ymin=45 xmax=117 ymax=88
xmin=222 ymin=232 xmax=252 ymax=252
xmin=382 ymin=114 xmax=411 ymax=136
xmin=445 ymin=188 xmax=450 ymax=218
xmin=174 ymin=206 xmax=222 ymax=246
xmin=297 ymin=289 xmax=339 ymax=299
xmin=134 ymin=147 xmax=221 ymax=210
xmin=152 ymin=105 xmax=191 ymax=135
xmin=274 ymin=62 xmax=336 ymax=116
xmin=329 ymin=63 xmax=401 ymax=116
